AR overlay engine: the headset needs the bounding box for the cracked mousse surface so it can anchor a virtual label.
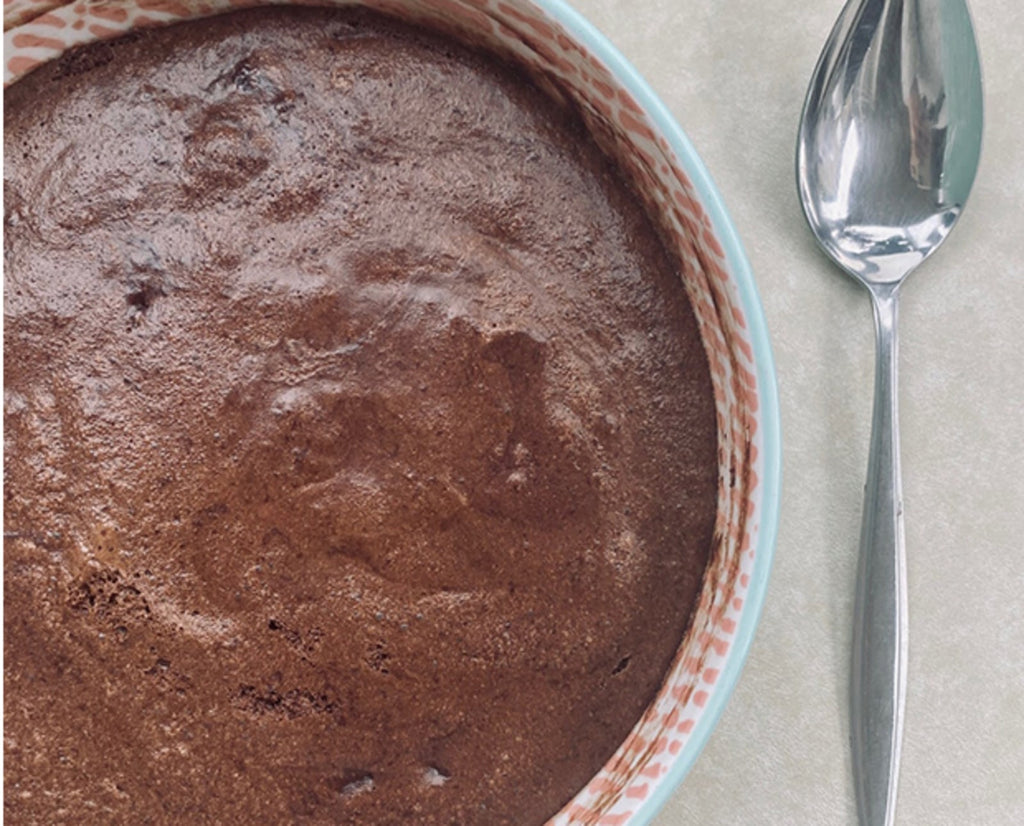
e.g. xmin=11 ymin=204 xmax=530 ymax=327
xmin=3 ymin=7 xmax=717 ymax=824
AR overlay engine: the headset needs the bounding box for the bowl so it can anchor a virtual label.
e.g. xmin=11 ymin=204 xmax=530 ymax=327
xmin=3 ymin=1 xmax=781 ymax=822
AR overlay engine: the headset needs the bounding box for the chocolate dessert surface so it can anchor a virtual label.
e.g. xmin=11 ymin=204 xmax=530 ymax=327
xmin=3 ymin=7 xmax=717 ymax=824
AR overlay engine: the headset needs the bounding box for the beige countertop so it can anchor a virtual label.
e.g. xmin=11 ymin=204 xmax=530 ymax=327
xmin=565 ymin=1 xmax=1024 ymax=824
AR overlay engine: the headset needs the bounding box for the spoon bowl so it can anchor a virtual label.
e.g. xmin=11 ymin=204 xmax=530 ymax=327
xmin=798 ymin=0 xmax=982 ymax=286
xmin=796 ymin=2 xmax=982 ymax=825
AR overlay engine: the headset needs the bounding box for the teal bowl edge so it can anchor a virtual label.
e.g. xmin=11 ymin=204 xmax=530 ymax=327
xmin=531 ymin=1 xmax=783 ymax=822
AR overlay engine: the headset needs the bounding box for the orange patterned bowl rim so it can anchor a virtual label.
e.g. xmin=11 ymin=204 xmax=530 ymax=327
xmin=3 ymin=2 xmax=782 ymax=823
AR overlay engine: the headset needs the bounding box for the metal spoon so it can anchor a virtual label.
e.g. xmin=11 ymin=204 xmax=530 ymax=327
xmin=796 ymin=1 xmax=982 ymax=824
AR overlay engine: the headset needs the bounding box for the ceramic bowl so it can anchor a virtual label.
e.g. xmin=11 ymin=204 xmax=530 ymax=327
xmin=4 ymin=1 xmax=781 ymax=822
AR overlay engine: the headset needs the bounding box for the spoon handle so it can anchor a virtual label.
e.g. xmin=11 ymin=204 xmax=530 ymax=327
xmin=852 ymin=283 xmax=909 ymax=826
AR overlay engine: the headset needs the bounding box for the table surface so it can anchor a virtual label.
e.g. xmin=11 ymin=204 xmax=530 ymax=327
xmin=564 ymin=2 xmax=1024 ymax=824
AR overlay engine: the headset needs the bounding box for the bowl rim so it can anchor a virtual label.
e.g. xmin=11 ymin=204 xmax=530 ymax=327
xmin=530 ymin=1 xmax=781 ymax=820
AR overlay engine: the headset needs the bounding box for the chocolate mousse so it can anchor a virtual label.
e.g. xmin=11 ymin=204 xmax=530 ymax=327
xmin=3 ymin=7 xmax=718 ymax=824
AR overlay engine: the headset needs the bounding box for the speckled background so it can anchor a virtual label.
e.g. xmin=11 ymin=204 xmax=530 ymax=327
xmin=564 ymin=1 xmax=1024 ymax=824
